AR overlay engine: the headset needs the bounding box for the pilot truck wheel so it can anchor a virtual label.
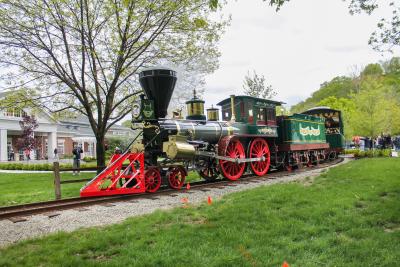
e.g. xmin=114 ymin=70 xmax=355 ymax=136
xmin=145 ymin=168 xmax=162 ymax=193
xmin=167 ymin=166 xmax=186 ymax=190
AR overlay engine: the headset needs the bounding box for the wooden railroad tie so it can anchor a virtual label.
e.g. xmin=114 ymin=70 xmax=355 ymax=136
xmin=8 ymin=217 xmax=27 ymax=223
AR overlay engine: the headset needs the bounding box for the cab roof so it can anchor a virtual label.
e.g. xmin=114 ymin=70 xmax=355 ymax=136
xmin=303 ymin=106 xmax=341 ymax=113
xmin=216 ymin=95 xmax=285 ymax=106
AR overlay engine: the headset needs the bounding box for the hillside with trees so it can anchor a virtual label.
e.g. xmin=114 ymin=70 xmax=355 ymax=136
xmin=291 ymin=57 xmax=400 ymax=139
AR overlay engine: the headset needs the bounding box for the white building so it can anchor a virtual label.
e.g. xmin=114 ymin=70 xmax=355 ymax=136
xmin=0 ymin=107 xmax=134 ymax=162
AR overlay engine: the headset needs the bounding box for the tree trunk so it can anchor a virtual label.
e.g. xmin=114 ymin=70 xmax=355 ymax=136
xmin=96 ymin=136 xmax=106 ymax=173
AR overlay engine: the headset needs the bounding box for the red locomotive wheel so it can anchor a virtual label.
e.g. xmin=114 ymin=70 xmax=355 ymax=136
xmin=219 ymin=139 xmax=246 ymax=180
xmin=249 ymin=138 xmax=271 ymax=176
xmin=145 ymin=168 xmax=162 ymax=193
xmin=168 ymin=167 xmax=186 ymax=190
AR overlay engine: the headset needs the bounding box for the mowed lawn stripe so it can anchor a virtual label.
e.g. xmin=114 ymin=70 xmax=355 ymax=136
xmin=0 ymin=158 xmax=399 ymax=266
xmin=0 ymin=172 xmax=92 ymax=206
xmin=0 ymin=171 xmax=200 ymax=206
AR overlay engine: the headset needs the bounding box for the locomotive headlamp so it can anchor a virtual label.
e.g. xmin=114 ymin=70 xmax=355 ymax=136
xmin=207 ymin=105 xmax=219 ymax=121
xmin=186 ymin=89 xmax=206 ymax=121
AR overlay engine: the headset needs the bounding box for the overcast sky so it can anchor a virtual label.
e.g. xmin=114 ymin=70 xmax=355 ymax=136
xmin=203 ymin=0 xmax=397 ymax=108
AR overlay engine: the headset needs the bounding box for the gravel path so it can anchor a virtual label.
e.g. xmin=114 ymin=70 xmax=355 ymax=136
xmin=0 ymin=159 xmax=349 ymax=248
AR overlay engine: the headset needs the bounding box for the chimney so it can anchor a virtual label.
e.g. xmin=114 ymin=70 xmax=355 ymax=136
xmin=139 ymin=68 xmax=177 ymax=119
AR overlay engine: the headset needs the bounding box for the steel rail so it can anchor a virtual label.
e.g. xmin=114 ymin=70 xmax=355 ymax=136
xmin=0 ymin=158 xmax=343 ymax=221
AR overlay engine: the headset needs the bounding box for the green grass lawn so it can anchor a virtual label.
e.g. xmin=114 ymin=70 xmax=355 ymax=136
xmin=0 ymin=172 xmax=93 ymax=206
xmin=0 ymin=158 xmax=399 ymax=266
xmin=0 ymin=171 xmax=200 ymax=206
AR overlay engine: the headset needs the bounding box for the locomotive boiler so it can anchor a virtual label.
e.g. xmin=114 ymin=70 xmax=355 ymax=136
xmin=80 ymin=68 xmax=343 ymax=197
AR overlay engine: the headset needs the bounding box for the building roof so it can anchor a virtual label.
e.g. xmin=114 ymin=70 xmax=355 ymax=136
xmin=57 ymin=116 xmax=133 ymax=137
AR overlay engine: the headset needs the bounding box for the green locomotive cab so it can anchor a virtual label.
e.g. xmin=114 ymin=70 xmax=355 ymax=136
xmin=301 ymin=107 xmax=345 ymax=154
xmin=216 ymin=95 xmax=284 ymax=138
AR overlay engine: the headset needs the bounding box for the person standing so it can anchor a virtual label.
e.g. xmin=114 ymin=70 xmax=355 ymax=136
xmin=24 ymin=148 xmax=30 ymax=161
xmin=53 ymin=148 xmax=59 ymax=161
xmin=10 ymin=149 xmax=15 ymax=161
xmin=72 ymin=145 xmax=83 ymax=175
xmin=394 ymin=136 xmax=400 ymax=151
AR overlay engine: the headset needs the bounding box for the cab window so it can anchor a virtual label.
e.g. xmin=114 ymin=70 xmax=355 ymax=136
xmin=266 ymin=108 xmax=276 ymax=125
xmin=256 ymin=108 xmax=266 ymax=125
xmin=222 ymin=104 xmax=231 ymax=121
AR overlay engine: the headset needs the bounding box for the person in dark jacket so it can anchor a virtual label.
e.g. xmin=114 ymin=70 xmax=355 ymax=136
xmin=53 ymin=148 xmax=59 ymax=161
xmin=72 ymin=145 xmax=83 ymax=175
xmin=394 ymin=136 xmax=400 ymax=151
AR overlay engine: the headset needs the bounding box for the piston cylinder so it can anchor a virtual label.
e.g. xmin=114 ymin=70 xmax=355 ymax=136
xmin=163 ymin=135 xmax=196 ymax=160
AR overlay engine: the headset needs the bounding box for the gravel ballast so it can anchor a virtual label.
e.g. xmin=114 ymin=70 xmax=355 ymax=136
xmin=0 ymin=159 xmax=349 ymax=248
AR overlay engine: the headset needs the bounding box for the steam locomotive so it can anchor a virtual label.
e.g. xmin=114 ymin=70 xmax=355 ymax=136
xmin=80 ymin=68 xmax=344 ymax=197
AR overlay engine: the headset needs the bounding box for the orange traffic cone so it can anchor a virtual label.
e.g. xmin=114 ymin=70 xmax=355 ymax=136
xmin=207 ymin=196 xmax=212 ymax=205
xmin=282 ymin=261 xmax=290 ymax=267
xmin=186 ymin=183 xmax=190 ymax=190
xmin=181 ymin=197 xmax=189 ymax=208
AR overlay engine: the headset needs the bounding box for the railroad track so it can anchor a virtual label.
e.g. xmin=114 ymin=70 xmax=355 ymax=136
xmin=0 ymin=158 xmax=344 ymax=222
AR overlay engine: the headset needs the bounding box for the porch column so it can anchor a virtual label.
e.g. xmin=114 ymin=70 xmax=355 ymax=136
xmin=0 ymin=129 xmax=7 ymax=161
xmin=47 ymin=131 xmax=57 ymax=160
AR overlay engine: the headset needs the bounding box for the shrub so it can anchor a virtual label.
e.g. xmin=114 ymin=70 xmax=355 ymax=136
xmin=345 ymin=149 xmax=392 ymax=158
xmin=8 ymin=163 xmax=15 ymax=170
xmin=21 ymin=164 xmax=30 ymax=170
xmin=82 ymin=156 xmax=96 ymax=162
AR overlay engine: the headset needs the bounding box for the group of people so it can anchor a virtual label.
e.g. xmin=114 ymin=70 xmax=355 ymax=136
xmin=374 ymin=135 xmax=400 ymax=150
xmin=352 ymin=135 xmax=400 ymax=150
xmin=7 ymin=148 xmax=31 ymax=161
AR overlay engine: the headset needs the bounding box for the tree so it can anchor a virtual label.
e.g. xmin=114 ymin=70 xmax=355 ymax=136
xmin=242 ymin=70 xmax=277 ymax=99
xmin=16 ymin=114 xmax=40 ymax=153
xmin=121 ymin=120 xmax=132 ymax=128
xmin=167 ymin=63 xmax=208 ymax=117
xmin=361 ymin=63 xmax=383 ymax=77
xmin=349 ymin=78 xmax=400 ymax=138
xmin=367 ymin=2 xmax=400 ymax=52
xmin=0 ymin=0 xmax=228 ymax=167
xmin=291 ymin=76 xmax=355 ymax=113
xmin=276 ymin=105 xmax=290 ymax=116
xmin=381 ymin=57 xmax=400 ymax=74
xmin=105 ymin=136 xmax=132 ymax=158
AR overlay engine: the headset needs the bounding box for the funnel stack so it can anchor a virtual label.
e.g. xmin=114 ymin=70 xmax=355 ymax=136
xmin=139 ymin=68 xmax=177 ymax=119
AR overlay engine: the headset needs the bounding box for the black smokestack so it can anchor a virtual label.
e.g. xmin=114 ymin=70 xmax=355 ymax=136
xmin=139 ymin=68 xmax=177 ymax=119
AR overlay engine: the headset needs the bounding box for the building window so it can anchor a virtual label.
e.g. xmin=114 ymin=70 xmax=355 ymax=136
xmin=57 ymin=140 xmax=65 ymax=155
